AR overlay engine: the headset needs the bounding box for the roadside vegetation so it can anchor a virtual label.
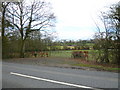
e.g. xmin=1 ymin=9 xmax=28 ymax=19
xmin=1 ymin=1 xmax=120 ymax=72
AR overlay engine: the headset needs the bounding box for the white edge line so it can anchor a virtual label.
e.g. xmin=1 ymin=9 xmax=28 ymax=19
xmin=10 ymin=72 xmax=101 ymax=89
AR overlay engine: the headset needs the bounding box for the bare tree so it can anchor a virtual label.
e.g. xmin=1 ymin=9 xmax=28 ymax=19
xmin=7 ymin=0 xmax=56 ymax=57
xmin=1 ymin=2 xmax=11 ymax=59
xmin=93 ymin=12 xmax=110 ymax=63
xmin=93 ymin=2 xmax=120 ymax=64
xmin=1 ymin=2 xmax=10 ymax=38
xmin=107 ymin=2 xmax=120 ymax=64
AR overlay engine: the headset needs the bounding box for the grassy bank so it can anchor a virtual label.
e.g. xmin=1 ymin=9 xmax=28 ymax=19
xmin=3 ymin=57 xmax=119 ymax=73
xmin=72 ymin=63 xmax=120 ymax=72
xmin=5 ymin=50 xmax=119 ymax=72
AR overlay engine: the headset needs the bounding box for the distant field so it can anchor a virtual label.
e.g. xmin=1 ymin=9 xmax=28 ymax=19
xmin=27 ymin=50 xmax=98 ymax=61
xmin=5 ymin=50 xmax=119 ymax=72
xmin=10 ymin=49 xmax=115 ymax=63
xmin=46 ymin=50 xmax=114 ymax=63
xmin=48 ymin=51 xmax=72 ymax=58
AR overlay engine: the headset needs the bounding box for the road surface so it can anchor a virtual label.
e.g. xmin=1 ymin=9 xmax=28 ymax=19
xmin=2 ymin=62 xmax=119 ymax=89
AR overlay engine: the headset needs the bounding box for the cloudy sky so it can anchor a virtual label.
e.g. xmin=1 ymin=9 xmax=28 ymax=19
xmin=46 ymin=0 xmax=119 ymax=40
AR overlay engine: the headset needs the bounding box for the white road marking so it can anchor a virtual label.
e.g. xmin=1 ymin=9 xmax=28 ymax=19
xmin=10 ymin=72 xmax=101 ymax=89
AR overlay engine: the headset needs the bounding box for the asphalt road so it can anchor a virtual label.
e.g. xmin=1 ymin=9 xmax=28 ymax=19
xmin=2 ymin=62 xmax=119 ymax=89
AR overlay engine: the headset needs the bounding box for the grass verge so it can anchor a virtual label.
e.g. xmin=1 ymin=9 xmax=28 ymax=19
xmin=72 ymin=63 xmax=120 ymax=72
xmin=3 ymin=57 xmax=119 ymax=72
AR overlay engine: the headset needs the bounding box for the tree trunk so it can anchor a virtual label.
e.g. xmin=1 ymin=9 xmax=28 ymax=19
xmin=20 ymin=39 xmax=25 ymax=58
xmin=2 ymin=4 xmax=6 ymax=59
xmin=104 ymin=39 xmax=109 ymax=63
xmin=2 ymin=3 xmax=5 ymax=38
xmin=104 ymin=49 xmax=109 ymax=63
xmin=2 ymin=2 xmax=9 ymax=38
xmin=117 ymin=38 xmax=120 ymax=65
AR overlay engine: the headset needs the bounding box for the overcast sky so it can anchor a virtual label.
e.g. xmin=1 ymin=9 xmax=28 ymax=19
xmin=45 ymin=0 xmax=119 ymax=41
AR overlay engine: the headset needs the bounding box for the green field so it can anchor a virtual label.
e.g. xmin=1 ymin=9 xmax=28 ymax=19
xmin=25 ymin=49 xmax=116 ymax=63
xmin=45 ymin=50 xmax=116 ymax=62
xmin=7 ymin=50 xmax=119 ymax=72
xmin=29 ymin=50 xmax=98 ymax=61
